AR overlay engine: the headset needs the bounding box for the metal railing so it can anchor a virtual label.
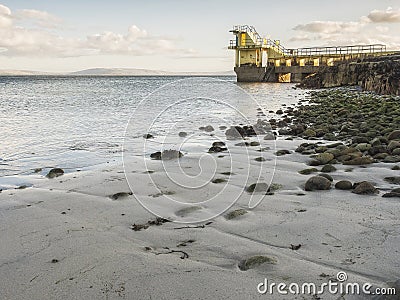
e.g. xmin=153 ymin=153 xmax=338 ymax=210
xmin=230 ymin=25 xmax=388 ymax=57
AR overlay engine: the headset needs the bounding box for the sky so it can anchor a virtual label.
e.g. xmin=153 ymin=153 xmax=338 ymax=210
xmin=0 ymin=0 xmax=399 ymax=73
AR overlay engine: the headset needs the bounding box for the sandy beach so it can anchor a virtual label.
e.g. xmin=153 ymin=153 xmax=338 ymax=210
xmin=1 ymin=87 xmax=400 ymax=299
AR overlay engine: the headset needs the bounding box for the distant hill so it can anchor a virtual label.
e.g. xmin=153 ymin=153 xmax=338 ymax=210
xmin=69 ymin=68 xmax=235 ymax=76
xmin=0 ymin=68 xmax=235 ymax=76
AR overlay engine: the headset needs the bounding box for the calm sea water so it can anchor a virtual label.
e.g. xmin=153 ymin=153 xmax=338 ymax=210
xmin=0 ymin=75 xmax=307 ymax=185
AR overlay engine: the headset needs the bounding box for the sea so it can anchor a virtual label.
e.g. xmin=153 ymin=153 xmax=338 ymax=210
xmin=0 ymin=75 xmax=307 ymax=188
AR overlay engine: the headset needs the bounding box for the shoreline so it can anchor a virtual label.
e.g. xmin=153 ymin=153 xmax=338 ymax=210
xmin=1 ymin=87 xmax=399 ymax=299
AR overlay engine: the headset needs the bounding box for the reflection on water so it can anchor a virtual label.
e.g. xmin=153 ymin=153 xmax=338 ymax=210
xmin=0 ymin=76 xmax=307 ymax=178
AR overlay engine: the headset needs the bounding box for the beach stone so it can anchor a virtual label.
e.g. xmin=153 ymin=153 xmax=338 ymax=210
xmin=225 ymin=126 xmax=245 ymax=139
xmin=109 ymin=192 xmax=132 ymax=200
xmin=388 ymin=141 xmax=400 ymax=152
xmin=276 ymin=109 xmax=283 ymax=114
xmin=178 ymin=131 xmax=187 ymax=137
xmin=212 ymin=141 xmax=226 ymax=147
xmin=388 ymin=130 xmax=400 ymax=140
xmin=46 ymin=168 xmax=64 ymax=178
xmin=343 ymin=156 xmax=374 ymax=165
xmin=335 ymin=180 xmax=353 ymax=190
xmin=383 ymin=155 xmax=400 ymax=163
xmin=250 ymin=141 xmax=260 ymax=146
xmin=321 ymin=164 xmax=337 ymax=173
xmin=352 ymin=181 xmax=378 ymax=195
xmin=246 ymin=182 xmax=269 ymax=193
xmin=238 ymin=255 xmax=276 ymax=271
xmin=143 ymin=133 xmax=153 ymax=139
xmin=275 ymin=149 xmax=291 ymax=156
xmin=393 ymin=148 xmax=400 ymax=156
xmin=314 ymin=152 xmax=334 ymax=165
xmin=219 ymin=126 xmax=227 ymax=130
xmin=225 ymin=209 xmax=247 ymax=220
xmin=384 ymin=176 xmax=400 ymax=185
xmin=208 ymin=146 xmax=227 ymax=153
xmin=382 ymin=191 xmax=400 ymax=198
xmin=298 ymin=168 xmax=318 ymax=175
xmin=278 ymin=128 xmax=291 ymax=135
xmin=204 ymin=125 xmax=214 ymax=132
xmin=305 ymin=176 xmax=331 ymax=191
xmin=254 ymin=157 xmax=266 ymax=162
xmin=303 ymin=128 xmax=316 ymax=137
xmin=392 ymin=165 xmax=400 ymax=170
xmin=352 ymin=136 xmax=369 ymax=144
xmin=356 ymin=143 xmax=371 ymax=152
xmin=318 ymin=173 xmax=333 ymax=182
xmin=263 ymin=132 xmax=275 ymax=140
xmin=211 ymin=178 xmax=226 ymax=184
xmin=150 ymin=150 xmax=183 ymax=160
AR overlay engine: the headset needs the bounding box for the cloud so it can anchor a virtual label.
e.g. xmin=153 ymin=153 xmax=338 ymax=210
xmin=293 ymin=21 xmax=363 ymax=34
xmin=291 ymin=8 xmax=400 ymax=50
xmin=0 ymin=4 xmax=193 ymax=58
xmin=367 ymin=7 xmax=400 ymax=23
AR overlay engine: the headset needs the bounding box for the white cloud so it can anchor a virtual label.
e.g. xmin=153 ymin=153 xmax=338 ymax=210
xmin=367 ymin=7 xmax=400 ymax=23
xmin=0 ymin=4 xmax=193 ymax=57
xmin=291 ymin=8 xmax=400 ymax=50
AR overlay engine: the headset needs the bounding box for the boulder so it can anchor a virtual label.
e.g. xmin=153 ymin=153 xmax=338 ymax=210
xmin=388 ymin=130 xmax=400 ymax=140
xmin=314 ymin=152 xmax=334 ymax=165
xmin=150 ymin=150 xmax=183 ymax=160
xmin=343 ymin=156 xmax=374 ymax=165
xmin=305 ymin=176 xmax=331 ymax=191
xmin=335 ymin=180 xmax=353 ymax=190
xmin=46 ymin=168 xmax=64 ymax=179
xmin=352 ymin=181 xmax=378 ymax=195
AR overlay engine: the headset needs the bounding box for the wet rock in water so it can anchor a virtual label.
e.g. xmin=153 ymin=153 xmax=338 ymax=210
xmin=352 ymin=181 xmax=378 ymax=195
xmin=204 ymin=125 xmax=214 ymax=132
xmin=276 ymin=109 xmax=283 ymax=114
xmin=46 ymin=168 xmax=64 ymax=179
xmin=384 ymin=176 xmax=400 ymax=185
xmin=178 ymin=131 xmax=187 ymax=137
xmin=34 ymin=168 xmax=42 ymax=173
xmin=238 ymin=255 xmax=276 ymax=271
xmin=355 ymin=143 xmax=371 ymax=152
xmin=211 ymin=178 xmax=226 ymax=184
xmin=225 ymin=126 xmax=245 ymax=139
xmin=249 ymin=141 xmax=260 ymax=146
xmin=275 ymin=149 xmax=291 ymax=156
xmin=392 ymin=165 xmax=400 ymax=170
xmin=268 ymin=183 xmax=283 ymax=193
xmin=303 ymin=128 xmax=316 ymax=137
xmin=255 ymin=157 xmax=266 ymax=162
xmin=235 ymin=142 xmax=249 ymax=147
xmin=382 ymin=189 xmax=400 ymax=197
xmin=278 ymin=128 xmax=291 ymax=135
xmin=263 ymin=132 xmax=276 ymax=140
xmin=199 ymin=126 xmax=205 ymax=131
xmin=321 ymin=164 xmax=337 ymax=173
xmin=212 ymin=141 xmax=226 ymax=147
xmin=208 ymin=146 xmax=227 ymax=153
xmin=352 ymin=136 xmax=369 ymax=144
xmin=335 ymin=180 xmax=353 ymax=190
xmin=109 ymin=192 xmax=133 ymax=200
xmin=305 ymin=176 xmax=331 ymax=191
xmin=150 ymin=149 xmax=183 ymax=160
xmin=143 ymin=133 xmax=153 ymax=139
xmin=393 ymin=148 xmax=400 ymax=156
xmin=313 ymin=152 xmax=335 ymax=165
xmin=219 ymin=125 xmax=227 ymax=130
xmin=298 ymin=168 xmax=318 ymax=175
xmin=246 ymin=182 xmax=269 ymax=193
xmin=318 ymin=173 xmax=333 ymax=182
xmin=388 ymin=130 xmax=400 ymax=140
xmin=343 ymin=156 xmax=374 ymax=165
xmin=225 ymin=209 xmax=247 ymax=220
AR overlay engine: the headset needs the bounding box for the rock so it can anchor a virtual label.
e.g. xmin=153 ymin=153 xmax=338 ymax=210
xmin=150 ymin=149 xmax=183 ymax=160
xmin=298 ymin=168 xmax=318 ymax=175
xmin=225 ymin=209 xmax=247 ymax=220
xmin=352 ymin=136 xmax=369 ymax=144
xmin=305 ymin=176 xmax=331 ymax=191
xmin=383 ymin=155 xmax=400 ymax=163
xmin=352 ymin=181 xmax=378 ymax=195
xmin=343 ymin=156 xmax=374 ymax=165
xmin=46 ymin=168 xmax=64 ymax=179
xmin=249 ymin=141 xmax=260 ymax=146
xmin=278 ymin=128 xmax=291 ymax=135
xmin=211 ymin=178 xmax=226 ymax=184
xmin=314 ymin=152 xmax=334 ymax=165
xmin=208 ymin=146 xmax=227 ymax=153
xmin=143 ymin=133 xmax=153 ymax=139
xmin=388 ymin=141 xmax=400 ymax=152
xmin=263 ymin=132 xmax=276 ymax=140
xmin=254 ymin=157 xmax=266 ymax=162
xmin=303 ymin=128 xmax=316 ymax=137
xmin=382 ymin=191 xmax=400 ymax=198
xmin=275 ymin=149 xmax=291 ymax=156
xmin=225 ymin=126 xmax=245 ymax=139
xmin=212 ymin=141 xmax=226 ymax=147
xmin=384 ymin=176 xmax=400 ymax=184
xmin=392 ymin=165 xmax=400 ymax=170
xmin=318 ymin=173 xmax=333 ymax=182
xmin=335 ymin=180 xmax=353 ymax=190
xmin=355 ymin=143 xmax=371 ymax=152
xmin=276 ymin=109 xmax=283 ymax=114
xmin=219 ymin=126 xmax=227 ymax=130
xmin=321 ymin=164 xmax=337 ymax=173
xmin=388 ymin=130 xmax=400 ymax=140
xmin=204 ymin=125 xmax=214 ymax=132
xmin=393 ymin=148 xmax=400 ymax=156
xmin=268 ymin=183 xmax=283 ymax=193
xmin=238 ymin=255 xmax=276 ymax=271
xmin=109 ymin=192 xmax=133 ymax=200
xmin=178 ymin=131 xmax=187 ymax=137
xmin=246 ymin=182 xmax=269 ymax=193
